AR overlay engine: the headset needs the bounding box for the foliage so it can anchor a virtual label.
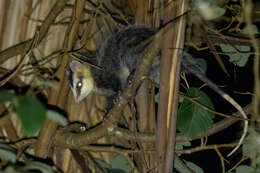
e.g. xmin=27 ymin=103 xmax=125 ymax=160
xmin=0 ymin=144 xmax=55 ymax=173
xmin=0 ymin=144 xmax=17 ymax=163
xmin=177 ymin=88 xmax=215 ymax=139
xmin=0 ymin=90 xmax=67 ymax=136
xmin=219 ymin=44 xmax=250 ymax=67
xmin=175 ymin=158 xmax=204 ymax=173
xmin=235 ymin=165 xmax=255 ymax=173
xmin=13 ymin=95 xmax=46 ymax=136
xmin=96 ymin=155 xmax=131 ymax=173
xmin=194 ymin=0 xmax=227 ymax=20
xmin=0 ymin=90 xmax=15 ymax=103
xmin=0 ymin=0 xmax=257 ymax=172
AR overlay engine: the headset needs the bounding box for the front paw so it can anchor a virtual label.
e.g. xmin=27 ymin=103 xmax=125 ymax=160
xmin=113 ymin=91 xmax=121 ymax=105
xmin=127 ymin=74 xmax=134 ymax=85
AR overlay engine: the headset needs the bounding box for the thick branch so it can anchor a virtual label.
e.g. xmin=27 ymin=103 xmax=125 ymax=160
xmin=53 ymin=103 xmax=252 ymax=150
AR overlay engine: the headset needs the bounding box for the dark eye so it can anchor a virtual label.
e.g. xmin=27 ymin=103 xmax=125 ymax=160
xmin=77 ymin=81 xmax=82 ymax=89
xmin=76 ymin=81 xmax=83 ymax=95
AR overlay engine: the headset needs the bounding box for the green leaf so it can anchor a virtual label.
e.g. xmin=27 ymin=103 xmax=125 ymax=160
xmin=111 ymin=155 xmax=131 ymax=173
xmin=185 ymin=161 xmax=204 ymax=173
xmin=176 ymin=141 xmax=191 ymax=150
xmin=204 ymin=5 xmax=226 ymax=20
xmin=46 ymin=110 xmax=68 ymax=126
xmin=153 ymin=68 xmax=160 ymax=85
xmin=195 ymin=0 xmax=226 ymax=20
xmin=256 ymin=156 xmax=260 ymax=167
xmin=219 ymin=44 xmax=250 ymax=67
xmin=242 ymin=142 xmax=255 ymax=158
xmin=242 ymin=131 xmax=260 ymax=166
xmin=95 ymin=156 xmax=131 ymax=173
xmin=236 ymin=165 xmax=255 ymax=173
xmin=13 ymin=95 xmax=46 ymax=136
xmin=24 ymin=161 xmax=54 ymax=173
xmin=155 ymin=93 xmax=159 ymax=103
xmin=36 ymin=79 xmax=58 ymax=89
xmin=183 ymin=53 xmax=207 ymax=73
xmin=95 ymin=159 xmax=109 ymax=173
xmin=0 ymin=144 xmax=17 ymax=163
xmin=174 ymin=158 xmax=204 ymax=173
xmin=195 ymin=58 xmax=207 ymax=73
xmin=3 ymin=166 xmax=16 ymax=173
xmin=241 ymin=24 xmax=259 ymax=35
xmin=177 ymin=88 xmax=215 ymax=139
xmin=0 ymin=90 xmax=15 ymax=103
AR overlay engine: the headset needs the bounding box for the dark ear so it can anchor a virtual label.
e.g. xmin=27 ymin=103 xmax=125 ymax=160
xmin=70 ymin=60 xmax=82 ymax=73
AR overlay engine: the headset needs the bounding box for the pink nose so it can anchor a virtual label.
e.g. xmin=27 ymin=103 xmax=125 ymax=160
xmin=75 ymin=98 xmax=80 ymax=104
xmin=75 ymin=93 xmax=81 ymax=104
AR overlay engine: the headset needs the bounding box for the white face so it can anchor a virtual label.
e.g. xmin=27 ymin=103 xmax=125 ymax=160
xmin=71 ymin=72 xmax=93 ymax=104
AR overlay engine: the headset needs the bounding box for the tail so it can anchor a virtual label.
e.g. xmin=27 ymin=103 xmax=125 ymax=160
xmin=182 ymin=55 xmax=248 ymax=157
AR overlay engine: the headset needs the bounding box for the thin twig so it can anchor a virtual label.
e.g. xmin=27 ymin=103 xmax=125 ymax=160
xmin=0 ymin=0 xmax=70 ymax=65
xmin=180 ymin=93 xmax=249 ymax=120
xmin=214 ymin=146 xmax=226 ymax=173
xmin=0 ymin=28 xmax=40 ymax=87
xmin=177 ymin=142 xmax=237 ymax=154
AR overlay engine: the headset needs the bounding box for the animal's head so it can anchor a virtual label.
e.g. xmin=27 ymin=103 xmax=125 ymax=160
xmin=67 ymin=60 xmax=94 ymax=104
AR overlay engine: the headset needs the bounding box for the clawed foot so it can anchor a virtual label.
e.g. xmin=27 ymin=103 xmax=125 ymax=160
xmin=102 ymin=93 xmax=121 ymax=122
xmin=113 ymin=91 xmax=121 ymax=105
xmin=127 ymin=74 xmax=134 ymax=85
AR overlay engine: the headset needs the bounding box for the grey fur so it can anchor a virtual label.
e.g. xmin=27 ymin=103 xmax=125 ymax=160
xmin=68 ymin=25 xmax=247 ymax=157
xmin=69 ymin=25 xmax=221 ymax=106
xmin=69 ymin=25 xmax=235 ymax=109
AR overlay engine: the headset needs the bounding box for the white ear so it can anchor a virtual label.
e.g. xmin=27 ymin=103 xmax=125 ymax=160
xmin=70 ymin=60 xmax=82 ymax=73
